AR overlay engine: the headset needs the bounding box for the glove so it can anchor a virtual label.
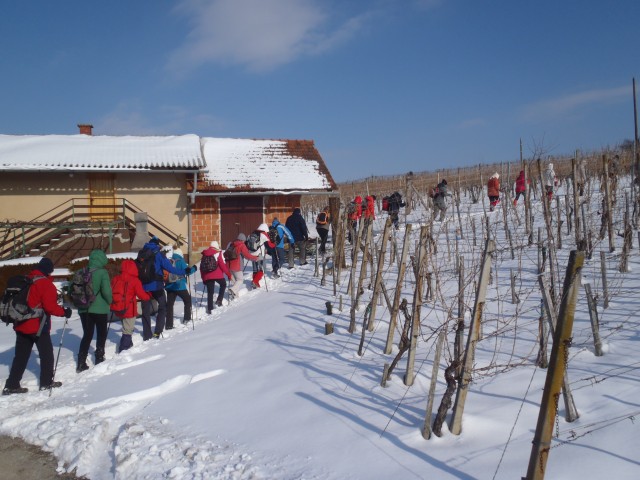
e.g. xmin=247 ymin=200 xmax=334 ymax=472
xmin=192 ymin=264 xmax=197 ymax=273
xmin=64 ymin=307 xmax=72 ymax=319
xmin=185 ymin=267 xmax=191 ymax=275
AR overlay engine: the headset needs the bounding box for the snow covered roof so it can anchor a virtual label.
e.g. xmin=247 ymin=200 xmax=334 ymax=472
xmin=0 ymin=134 xmax=205 ymax=171
xmin=200 ymin=137 xmax=336 ymax=192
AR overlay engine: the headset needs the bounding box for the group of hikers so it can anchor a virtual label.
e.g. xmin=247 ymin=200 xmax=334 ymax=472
xmin=1 ymin=205 xmax=324 ymax=396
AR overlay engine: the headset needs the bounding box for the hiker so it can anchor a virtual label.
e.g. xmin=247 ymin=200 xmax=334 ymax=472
xmin=387 ymin=192 xmax=405 ymax=230
xmin=432 ymin=179 xmax=450 ymax=222
xmin=364 ymin=195 xmax=376 ymax=221
xmin=346 ymin=196 xmax=363 ymax=244
xmin=285 ymin=208 xmax=310 ymax=266
xmin=487 ymin=173 xmax=500 ymax=212
xmin=165 ymin=247 xmax=196 ymax=329
xmin=543 ymin=163 xmax=557 ymax=201
xmin=3 ymin=258 xmax=72 ymax=395
xmin=270 ymin=218 xmax=295 ymax=275
xmin=139 ymin=236 xmax=192 ymax=340
xmin=201 ymin=241 xmax=232 ymax=313
xmin=76 ymin=249 xmax=112 ymax=372
xmin=110 ymin=259 xmax=151 ymax=352
xmin=227 ymin=233 xmax=259 ymax=299
xmin=246 ymin=223 xmax=275 ymax=289
xmin=575 ymin=158 xmax=587 ymax=197
xmin=315 ymin=206 xmax=331 ymax=254
xmin=513 ymin=170 xmax=530 ymax=206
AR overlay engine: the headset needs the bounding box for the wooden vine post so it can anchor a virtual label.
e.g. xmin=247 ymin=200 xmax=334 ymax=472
xmin=571 ymin=157 xmax=582 ymax=248
xmin=349 ymin=221 xmax=372 ymax=334
xmin=367 ymin=218 xmax=391 ymax=331
xmin=404 ymin=225 xmax=428 ymax=386
xmin=525 ymin=250 xmax=584 ymax=480
xmin=384 ymin=224 xmax=413 ymax=354
xmin=602 ymin=155 xmax=615 ymax=253
xmin=421 ymin=330 xmax=445 ymax=439
xmin=449 ymin=238 xmax=495 ymax=435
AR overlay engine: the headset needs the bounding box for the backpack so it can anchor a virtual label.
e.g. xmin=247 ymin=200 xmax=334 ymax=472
xmin=69 ymin=267 xmax=95 ymax=309
xmin=381 ymin=196 xmax=390 ymax=212
xmin=245 ymin=231 xmax=261 ymax=252
xmin=268 ymin=225 xmax=282 ymax=245
xmin=110 ymin=275 xmax=128 ymax=317
xmin=0 ymin=275 xmax=45 ymax=326
xmin=346 ymin=201 xmax=357 ymax=216
xmin=200 ymin=253 xmax=218 ymax=274
xmin=316 ymin=212 xmax=328 ymax=225
xmin=162 ymin=258 xmax=181 ymax=284
xmin=224 ymin=242 xmax=238 ymax=262
xmin=136 ymin=247 xmax=159 ymax=284
xmin=429 ymin=186 xmax=440 ymax=199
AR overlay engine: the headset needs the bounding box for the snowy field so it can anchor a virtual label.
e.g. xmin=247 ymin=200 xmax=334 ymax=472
xmin=1 ymin=175 xmax=639 ymax=479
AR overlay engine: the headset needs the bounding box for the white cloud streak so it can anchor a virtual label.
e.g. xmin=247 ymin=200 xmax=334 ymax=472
xmin=521 ymin=85 xmax=629 ymax=122
xmin=167 ymin=0 xmax=371 ymax=73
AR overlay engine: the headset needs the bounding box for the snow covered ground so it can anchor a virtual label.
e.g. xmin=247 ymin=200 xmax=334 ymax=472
xmin=1 ymin=176 xmax=639 ymax=479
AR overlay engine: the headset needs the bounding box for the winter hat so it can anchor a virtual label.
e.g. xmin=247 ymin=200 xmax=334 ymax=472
xmin=173 ymin=248 xmax=184 ymax=257
xmin=547 ymin=163 xmax=553 ymax=170
xmin=258 ymin=223 xmax=268 ymax=232
xmin=37 ymin=257 xmax=54 ymax=276
xmin=492 ymin=172 xmax=500 ymax=179
xmin=210 ymin=241 xmax=220 ymax=250
xmin=150 ymin=236 xmax=160 ymax=245
xmin=237 ymin=233 xmax=247 ymax=242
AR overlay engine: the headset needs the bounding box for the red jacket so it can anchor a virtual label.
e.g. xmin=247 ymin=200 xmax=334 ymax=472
xmin=364 ymin=195 xmax=376 ymax=220
xmin=200 ymin=247 xmax=232 ymax=281
xmin=515 ymin=171 xmax=530 ymax=194
xmin=228 ymin=239 xmax=259 ymax=272
xmin=110 ymin=259 xmax=151 ymax=319
xmin=349 ymin=196 xmax=363 ymax=221
xmin=15 ymin=269 xmax=66 ymax=335
xmin=487 ymin=177 xmax=500 ymax=197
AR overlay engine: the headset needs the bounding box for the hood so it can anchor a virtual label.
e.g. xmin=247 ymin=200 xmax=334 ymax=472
xmin=202 ymin=247 xmax=217 ymax=256
xmin=271 ymin=219 xmax=280 ymax=227
xmin=120 ymin=259 xmax=139 ymax=277
xmin=143 ymin=241 xmax=161 ymax=253
xmin=257 ymin=223 xmax=269 ymax=232
xmin=490 ymin=172 xmax=499 ymax=179
xmin=547 ymin=163 xmax=553 ymax=170
xmin=88 ymin=249 xmax=108 ymax=269
xmin=293 ymin=208 xmax=302 ymax=215
xmin=354 ymin=196 xmax=362 ymax=203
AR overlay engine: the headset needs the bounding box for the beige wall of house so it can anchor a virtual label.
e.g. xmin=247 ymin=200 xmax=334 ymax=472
xmin=0 ymin=172 xmax=189 ymax=241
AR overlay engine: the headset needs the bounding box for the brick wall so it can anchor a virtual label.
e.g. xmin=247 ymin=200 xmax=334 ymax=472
xmin=265 ymin=194 xmax=301 ymax=225
xmin=191 ymin=196 xmax=220 ymax=253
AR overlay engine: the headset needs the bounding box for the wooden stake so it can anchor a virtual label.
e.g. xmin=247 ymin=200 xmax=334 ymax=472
xmin=384 ymin=224 xmax=413 ymax=354
xmin=422 ymin=331 xmax=445 ymax=439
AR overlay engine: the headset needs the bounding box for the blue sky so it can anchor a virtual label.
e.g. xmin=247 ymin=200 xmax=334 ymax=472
xmin=1 ymin=0 xmax=638 ymax=182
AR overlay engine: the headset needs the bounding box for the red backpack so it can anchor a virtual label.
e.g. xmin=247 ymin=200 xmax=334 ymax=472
xmin=110 ymin=275 xmax=128 ymax=317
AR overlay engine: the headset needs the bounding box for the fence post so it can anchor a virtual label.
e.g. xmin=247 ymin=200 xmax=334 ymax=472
xmin=525 ymin=250 xmax=584 ymax=480
xmin=449 ymin=238 xmax=495 ymax=435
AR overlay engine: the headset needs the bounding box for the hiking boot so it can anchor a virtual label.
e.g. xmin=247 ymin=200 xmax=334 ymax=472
xmin=95 ymin=348 xmax=105 ymax=365
xmin=76 ymin=363 xmax=90 ymax=373
xmin=39 ymin=381 xmax=62 ymax=391
xmin=300 ymin=262 xmax=308 ymax=266
xmin=215 ymin=300 xmax=223 ymax=307
xmin=251 ymin=282 xmax=260 ymax=289
xmin=2 ymin=386 xmax=28 ymax=395
xmin=273 ymin=272 xmax=280 ymax=278
xmin=152 ymin=333 xmax=160 ymax=339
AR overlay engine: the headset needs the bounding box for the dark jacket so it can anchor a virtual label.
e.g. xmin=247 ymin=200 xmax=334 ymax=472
xmin=285 ymin=209 xmax=309 ymax=242
xmin=141 ymin=241 xmax=185 ymax=292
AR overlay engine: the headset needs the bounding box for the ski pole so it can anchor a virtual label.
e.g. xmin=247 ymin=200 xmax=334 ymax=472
xmin=50 ymin=315 xmax=69 ymax=397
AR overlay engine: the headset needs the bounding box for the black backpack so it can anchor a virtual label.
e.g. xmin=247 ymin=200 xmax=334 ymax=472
xmin=136 ymin=247 xmax=160 ymax=284
xmin=245 ymin=231 xmax=261 ymax=251
xmin=268 ymin=225 xmax=282 ymax=245
xmin=224 ymin=242 xmax=238 ymax=261
xmin=69 ymin=267 xmax=96 ymax=309
xmin=1 ymin=275 xmax=45 ymax=326
xmin=200 ymin=253 xmax=218 ymax=274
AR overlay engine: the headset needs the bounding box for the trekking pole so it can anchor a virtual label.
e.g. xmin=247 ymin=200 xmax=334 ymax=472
xmin=50 ymin=315 xmax=69 ymax=397
xmin=188 ymin=275 xmax=197 ymax=326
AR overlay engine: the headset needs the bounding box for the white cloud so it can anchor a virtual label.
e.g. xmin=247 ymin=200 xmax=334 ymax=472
xmin=167 ymin=0 xmax=370 ymax=73
xmin=98 ymin=101 xmax=224 ymax=136
xmin=521 ymin=85 xmax=628 ymax=122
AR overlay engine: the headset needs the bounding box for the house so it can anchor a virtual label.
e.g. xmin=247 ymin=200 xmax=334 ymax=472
xmin=0 ymin=125 xmax=338 ymax=264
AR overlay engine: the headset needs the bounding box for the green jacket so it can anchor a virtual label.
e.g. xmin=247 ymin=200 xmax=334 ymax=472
xmin=80 ymin=249 xmax=113 ymax=314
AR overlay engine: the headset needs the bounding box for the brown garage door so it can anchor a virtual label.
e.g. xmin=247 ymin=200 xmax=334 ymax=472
xmin=219 ymin=196 xmax=264 ymax=248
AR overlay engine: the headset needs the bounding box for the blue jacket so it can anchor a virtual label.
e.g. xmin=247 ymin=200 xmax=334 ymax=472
xmin=165 ymin=252 xmax=195 ymax=292
xmin=285 ymin=208 xmax=309 ymax=242
xmin=142 ymin=242 xmax=185 ymax=292
xmin=271 ymin=220 xmax=294 ymax=249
